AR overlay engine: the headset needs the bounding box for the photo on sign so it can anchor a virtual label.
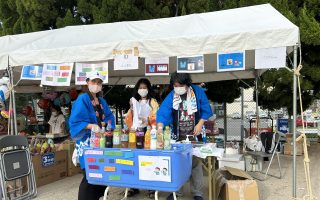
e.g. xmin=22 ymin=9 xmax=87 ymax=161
xmin=41 ymin=63 xmax=73 ymax=86
xmin=145 ymin=57 xmax=169 ymax=76
xmin=75 ymin=62 xmax=108 ymax=85
xmin=177 ymin=55 xmax=204 ymax=73
xmin=138 ymin=156 xmax=171 ymax=182
xmin=21 ymin=65 xmax=43 ymax=80
xmin=255 ymin=47 xmax=286 ymax=69
xmin=217 ymin=51 xmax=245 ymax=72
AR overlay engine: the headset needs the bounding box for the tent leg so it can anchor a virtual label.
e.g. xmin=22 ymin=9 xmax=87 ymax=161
xmin=240 ymin=87 xmax=244 ymax=142
xmin=9 ymin=67 xmax=18 ymax=135
xmin=292 ymin=45 xmax=298 ymax=198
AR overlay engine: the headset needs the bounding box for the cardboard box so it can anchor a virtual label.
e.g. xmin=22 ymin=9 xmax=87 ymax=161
xmin=60 ymin=140 xmax=82 ymax=176
xmin=216 ymin=167 xmax=259 ymax=200
xmin=284 ymin=141 xmax=303 ymax=156
xmin=32 ymin=150 xmax=68 ymax=187
xmin=218 ymin=154 xmax=245 ymax=171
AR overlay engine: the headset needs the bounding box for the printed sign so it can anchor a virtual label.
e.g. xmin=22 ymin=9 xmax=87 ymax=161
xmin=217 ymin=51 xmax=245 ymax=72
xmin=88 ymin=173 xmax=102 ymax=178
xmin=41 ymin=153 xmax=55 ymax=167
xmin=145 ymin=57 xmax=169 ymax=76
xmin=177 ymin=55 xmax=204 ymax=73
xmin=41 ymin=63 xmax=73 ymax=86
xmin=21 ymin=65 xmax=43 ymax=80
xmin=75 ymin=62 xmax=108 ymax=85
xmin=255 ymin=47 xmax=286 ymax=69
xmin=114 ymin=47 xmax=139 ymax=70
xmin=138 ymin=156 xmax=171 ymax=182
xmin=278 ymin=118 xmax=289 ymax=133
xmin=85 ymin=150 xmax=103 ymax=155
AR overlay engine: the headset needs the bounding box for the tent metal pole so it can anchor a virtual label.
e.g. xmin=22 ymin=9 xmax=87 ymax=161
xmin=255 ymin=76 xmax=259 ymax=134
xmin=292 ymin=45 xmax=298 ymax=198
xmin=224 ymin=102 xmax=227 ymax=146
xmin=240 ymin=87 xmax=244 ymax=141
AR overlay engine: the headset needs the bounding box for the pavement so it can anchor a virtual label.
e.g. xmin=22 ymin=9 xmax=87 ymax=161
xmin=34 ymin=143 xmax=320 ymax=200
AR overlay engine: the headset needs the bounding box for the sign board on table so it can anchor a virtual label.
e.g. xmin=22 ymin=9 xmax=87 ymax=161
xmin=177 ymin=55 xmax=204 ymax=73
xmin=41 ymin=63 xmax=73 ymax=86
xmin=21 ymin=65 xmax=43 ymax=80
xmin=138 ymin=155 xmax=171 ymax=182
xmin=113 ymin=47 xmax=139 ymax=70
xmin=145 ymin=57 xmax=169 ymax=76
xmin=41 ymin=152 xmax=55 ymax=167
xmin=277 ymin=118 xmax=289 ymax=133
xmin=75 ymin=62 xmax=108 ymax=85
xmin=255 ymin=47 xmax=286 ymax=69
xmin=217 ymin=51 xmax=245 ymax=72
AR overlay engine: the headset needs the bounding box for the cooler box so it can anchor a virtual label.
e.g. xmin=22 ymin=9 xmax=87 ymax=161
xmin=83 ymin=144 xmax=192 ymax=192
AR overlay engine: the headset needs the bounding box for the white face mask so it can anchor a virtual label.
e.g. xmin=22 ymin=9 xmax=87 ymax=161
xmin=174 ymin=86 xmax=187 ymax=95
xmin=88 ymin=84 xmax=102 ymax=94
xmin=138 ymin=89 xmax=148 ymax=98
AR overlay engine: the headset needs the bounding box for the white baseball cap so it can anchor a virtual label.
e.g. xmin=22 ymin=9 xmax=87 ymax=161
xmin=86 ymin=72 xmax=104 ymax=81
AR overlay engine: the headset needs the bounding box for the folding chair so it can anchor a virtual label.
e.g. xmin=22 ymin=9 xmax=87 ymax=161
xmin=0 ymin=135 xmax=37 ymax=200
xmin=246 ymin=131 xmax=283 ymax=181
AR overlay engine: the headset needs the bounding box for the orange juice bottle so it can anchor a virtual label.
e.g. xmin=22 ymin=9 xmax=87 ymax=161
xmin=144 ymin=126 xmax=151 ymax=149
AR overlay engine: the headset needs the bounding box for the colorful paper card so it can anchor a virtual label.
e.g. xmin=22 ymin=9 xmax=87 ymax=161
xmin=116 ymin=159 xmax=134 ymax=166
xmin=99 ymin=158 xmax=105 ymax=163
xmin=85 ymin=150 xmax=103 ymax=155
xmin=75 ymin=62 xmax=108 ymax=85
xmin=88 ymin=173 xmax=102 ymax=178
xmin=104 ymin=151 xmax=123 ymax=156
xmin=145 ymin=57 xmax=169 ymax=76
xmin=88 ymin=165 xmax=99 ymax=170
xmin=124 ymin=152 xmax=134 ymax=159
xmin=109 ymin=175 xmax=121 ymax=181
xmin=87 ymin=158 xmax=96 ymax=163
xmin=113 ymin=47 xmax=139 ymax=70
xmin=138 ymin=156 xmax=171 ymax=182
xmin=41 ymin=63 xmax=73 ymax=86
xmin=109 ymin=159 xmax=115 ymax=164
xmin=21 ymin=65 xmax=43 ymax=80
xmin=122 ymin=170 xmax=134 ymax=175
xmin=177 ymin=55 xmax=204 ymax=73
xmin=104 ymin=166 xmax=116 ymax=172
xmin=217 ymin=51 xmax=245 ymax=72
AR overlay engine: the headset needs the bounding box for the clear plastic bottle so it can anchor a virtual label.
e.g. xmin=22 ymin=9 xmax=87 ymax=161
xmin=105 ymin=120 xmax=113 ymax=148
xmin=150 ymin=125 xmax=157 ymax=150
xmin=113 ymin=125 xmax=121 ymax=148
xmin=99 ymin=127 xmax=106 ymax=148
xmin=156 ymin=126 xmax=164 ymax=150
xmin=121 ymin=125 xmax=129 ymax=148
xmin=144 ymin=126 xmax=151 ymax=149
xmin=90 ymin=127 xmax=95 ymax=147
xmin=164 ymin=126 xmax=171 ymax=150
xmin=128 ymin=127 xmax=136 ymax=149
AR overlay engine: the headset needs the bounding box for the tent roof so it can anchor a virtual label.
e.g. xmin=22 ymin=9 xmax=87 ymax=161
xmin=0 ymin=4 xmax=299 ymax=89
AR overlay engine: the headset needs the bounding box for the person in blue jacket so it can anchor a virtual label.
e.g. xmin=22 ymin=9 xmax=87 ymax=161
xmin=69 ymin=72 xmax=115 ymax=200
xmin=157 ymin=72 xmax=213 ymax=200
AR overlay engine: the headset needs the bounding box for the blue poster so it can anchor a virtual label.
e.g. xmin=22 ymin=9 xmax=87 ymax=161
xmin=217 ymin=52 xmax=245 ymax=72
xmin=41 ymin=152 xmax=55 ymax=167
xmin=21 ymin=65 xmax=43 ymax=80
xmin=277 ymin=118 xmax=288 ymax=133
xmin=177 ymin=55 xmax=204 ymax=73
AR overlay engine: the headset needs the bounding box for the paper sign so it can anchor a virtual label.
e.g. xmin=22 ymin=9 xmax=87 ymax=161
xmin=116 ymin=159 xmax=134 ymax=166
xmin=145 ymin=57 xmax=169 ymax=76
xmin=85 ymin=150 xmax=103 ymax=155
xmin=114 ymin=47 xmax=139 ymax=70
xmin=41 ymin=153 xmax=55 ymax=167
xmin=177 ymin=55 xmax=204 ymax=73
xmin=217 ymin=52 xmax=245 ymax=72
xmin=99 ymin=158 xmax=105 ymax=163
xmin=88 ymin=173 xmax=102 ymax=178
xmin=217 ymin=51 xmax=245 ymax=72
xmin=41 ymin=63 xmax=73 ymax=86
xmin=109 ymin=175 xmax=121 ymax=180
xmin=75 ymin=62 xmax=108 ymax=85
xmin=104 ymin=166 xmax=116 ymax=172
xmin=124 ymin=152 xmax=134 ymax=159
xmin=122 ymin=170 xmax=134 ymax=175
xmin=88 ymin=165 xmax=99 ymax=170
xmin=87 ymin=158 xmax=96 ymax=163
xmin=138 ymin=156 xmax=171 ymax=182
xmin=104 ymin=151 xmax=123 ymax=156
xmin=109 ymin=159 xmax=115 ymax=164
xmin=255 ymin=47 xmax=286 ymax=69
xmin=21 ymin=65 xmax=43 ymax=80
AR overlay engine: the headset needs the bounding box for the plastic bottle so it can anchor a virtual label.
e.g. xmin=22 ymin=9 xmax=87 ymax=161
xmin=105 ymin=120 xmax=113 ymax=148
xmin=164 ymin=126 xmax=171 ymax=150
xmin=150 ymin=126 xmax=157 ymax=150
xmin=128 ymin=127 xmax=136 ymax=148
xmin=136 ymin=126 xmax=145 ymax=149
xmin=156 ymin=126 xmax=164 ymax=150
xmin=121 ymin=125 xmax=129 ymax=148
xmin=144 ymin=126 xmax=151 ymax=149
xmin=113 ymin=125 xmax=121 ymax=148
xmin=99 ymin=127 xmax=106 ymax=148
xmin=90 ymin=127 xmax=95 ymax=147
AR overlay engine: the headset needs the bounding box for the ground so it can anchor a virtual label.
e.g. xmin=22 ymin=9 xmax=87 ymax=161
xmin=34 ymin=143 xmax=320 ymax=200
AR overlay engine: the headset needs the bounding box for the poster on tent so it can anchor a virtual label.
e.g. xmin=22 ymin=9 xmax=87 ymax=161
xmin=255 ymin=47 xmax=286 ymax=69
xmin=177 ymin=55 xmax=204 ymax=73
xmin=41 ymin=63 xmax=73 ymax=86
xmin=145 ymin=57 xmax=169 ymax=76
xmin=113 ymin=47 xmax=139 ymax=70
xmin=75 ymin=62 xmax=108 ymax=85
xmin=21 ymin=65 xmax=43 ymax=80
xmin=138 ymin=155 xmax=171 ymax=182
xmin=217 ymin=51 xmax=245 ymax=72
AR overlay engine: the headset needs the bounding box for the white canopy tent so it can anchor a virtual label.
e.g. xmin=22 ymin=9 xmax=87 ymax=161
xmin=0 ymin=3 xmax=301 ymax=198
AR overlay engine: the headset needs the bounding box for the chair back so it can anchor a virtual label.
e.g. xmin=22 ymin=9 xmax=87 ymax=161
xmin=260 ymin=132 xmax=280 ymax=153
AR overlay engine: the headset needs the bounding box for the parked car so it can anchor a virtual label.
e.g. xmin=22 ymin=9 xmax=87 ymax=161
xmin=296 ymin=116 xmax=317 ymax=127
xmin=231 ymin=112 xmax=241 ymax=119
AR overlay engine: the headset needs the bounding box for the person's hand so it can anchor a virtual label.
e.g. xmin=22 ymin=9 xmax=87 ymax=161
xmin=193 ymin=122 xmax=203 ymax=136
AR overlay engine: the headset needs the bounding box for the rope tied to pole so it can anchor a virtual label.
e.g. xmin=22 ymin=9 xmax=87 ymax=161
xmin=293 ymin=64 xmax=303 ymax=76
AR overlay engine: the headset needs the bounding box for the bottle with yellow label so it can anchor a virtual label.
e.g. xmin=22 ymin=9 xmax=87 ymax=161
xmin=128 ymin=127 xmax=136 ymax=148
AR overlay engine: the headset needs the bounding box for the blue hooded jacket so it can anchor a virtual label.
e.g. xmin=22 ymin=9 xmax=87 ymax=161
xmin=69 ymin=93 xmax=115 ymax=169
xmin=156 ymin=84 xmax=213 ymax=126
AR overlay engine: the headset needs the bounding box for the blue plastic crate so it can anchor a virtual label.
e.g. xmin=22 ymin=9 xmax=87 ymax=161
xmin=83 ymin=144 xmax=192 ymax=192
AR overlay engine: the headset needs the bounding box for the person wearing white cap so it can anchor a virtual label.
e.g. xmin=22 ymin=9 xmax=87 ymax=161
xmin=69 ymin=72 xmax=115 ymax=200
